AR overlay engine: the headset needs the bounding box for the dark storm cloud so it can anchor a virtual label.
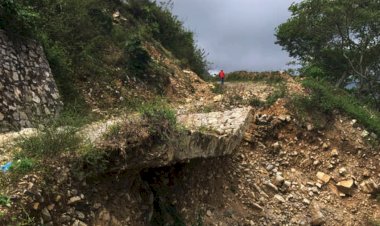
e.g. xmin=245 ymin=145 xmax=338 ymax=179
xmin=161 ymin=0 xmax=299 ymax=72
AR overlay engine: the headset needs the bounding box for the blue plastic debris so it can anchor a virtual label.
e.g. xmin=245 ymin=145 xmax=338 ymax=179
xmin=1 ymin=162 xmax=12 ymax=173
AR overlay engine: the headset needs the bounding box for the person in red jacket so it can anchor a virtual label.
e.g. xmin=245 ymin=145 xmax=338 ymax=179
xmin=218 ymin=69 xmax=225 ymax=85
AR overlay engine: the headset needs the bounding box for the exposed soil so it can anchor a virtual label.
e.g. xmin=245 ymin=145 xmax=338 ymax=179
xmin=1 ymin=74 xmax=380 ymax=226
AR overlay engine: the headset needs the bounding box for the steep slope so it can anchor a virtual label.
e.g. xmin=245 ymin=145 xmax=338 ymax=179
xmin=1 ymin=0 xmax=209 ymax=115
xmin=1 ymin=2 xmax=380 ymax=225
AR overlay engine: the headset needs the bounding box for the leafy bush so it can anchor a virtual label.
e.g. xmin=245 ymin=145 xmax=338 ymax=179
xmin=301 ymin=64 xmax=326 ymax=79
xmin=124 ymin=35 xmax=152 ymax=76
xmin=139 ymin=100 xmax=176 ymax=125
xmin=53 ymin=103 xmax=100 ymax=128
xmin=0 ymin=0 xmax=38 ymax=36
xmin=289 ymin=94 xmax=328 ymax=129
xmin=103 ymin=124 xmax=122 ymax=139
xmin=368 ymin=219 xmax=380 ymax=226
xmin=290 ymin=78 xmax=380 ymax=135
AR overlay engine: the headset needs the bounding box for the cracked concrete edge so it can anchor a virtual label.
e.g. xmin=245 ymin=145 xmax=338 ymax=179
xmin=173 ymin=107 xmax=253 ymax=161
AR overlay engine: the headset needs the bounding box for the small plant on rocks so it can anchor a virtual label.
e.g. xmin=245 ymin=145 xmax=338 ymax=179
xmin=211 ymin=83 xmax=224 ymax=94
xmin=249 ymin=97 xmax=265 ymax=108
xmin=0 ymin=194 xmax=11 ymax=207
xmin=16 ymin=126 xmax=81 ymax=157
xmin=10 ymin=158 xmax=35 ymax=175
xmin=265 ymin=83 xmax=286 ymax=106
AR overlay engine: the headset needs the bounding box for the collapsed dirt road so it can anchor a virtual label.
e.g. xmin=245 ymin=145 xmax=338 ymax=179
xmin=143 ymin=77 xmax=380 ymax=225
xmin=1 ymin=74 xmax=380 ymax=226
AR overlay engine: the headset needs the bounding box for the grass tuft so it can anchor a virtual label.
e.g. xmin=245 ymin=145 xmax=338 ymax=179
xmin=211 ymin=83 xmax=224 ymax=94
xmin=249 ymin=97 xmax=265 ymax=107
xmin=16 ymin=126 xmax=81 ymax=158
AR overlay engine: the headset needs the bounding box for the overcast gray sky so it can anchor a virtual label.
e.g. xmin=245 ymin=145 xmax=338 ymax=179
xmin=162 ymin=0 xmax=299 ymax=73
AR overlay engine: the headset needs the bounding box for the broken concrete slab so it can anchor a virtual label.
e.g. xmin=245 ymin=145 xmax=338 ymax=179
xmin=1 ymin=107 xmax=253 ymax=171
xmin=85 ymin=107 xmax=253 ymax=170
xmin=175 ymin=107 xmax=252 ymax=160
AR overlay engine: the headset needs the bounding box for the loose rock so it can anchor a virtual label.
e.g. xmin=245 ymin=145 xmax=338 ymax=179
xmin=336 ymin=179 xmax=355 ymax=195
xmin=310 ymin=202 xmax=325 ymax=225
xmin=274 ymin=194 xmax=286 ymax=203
xmin=316 ymin=172 xmax=331 ymax=184
xmin=68 ymin=196 xmax=82 ymax=205
xmin=360 ymin=179 xmax=379 ymax=194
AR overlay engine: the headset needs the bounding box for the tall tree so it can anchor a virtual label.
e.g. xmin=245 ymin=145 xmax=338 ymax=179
xmin=275 ymin=0 xmax=380 ymax=107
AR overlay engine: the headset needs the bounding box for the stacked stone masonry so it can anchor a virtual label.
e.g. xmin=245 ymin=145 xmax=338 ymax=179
xmin=0 ymin=30 xmax=62 ymax=132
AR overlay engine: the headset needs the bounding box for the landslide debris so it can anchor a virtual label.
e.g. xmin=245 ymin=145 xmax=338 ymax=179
xmin=1 ymin=72 xmax=380 ymax=226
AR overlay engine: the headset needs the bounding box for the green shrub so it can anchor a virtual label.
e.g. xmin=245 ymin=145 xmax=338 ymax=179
xmin=127 ymin=0 xmax=209 ymax=78
xmin=201 ymin=105 xmax=214 ymax=113
xmin=249 ymin=97 xmax=265 ymax=107
xmin=139 ymin=99 xmax=176 ymax=125
xmin=74 ymin=144 xmax=110 ymax=178
xmin=5 ymin=0 xmax=209 ymax=109
xmin=0 ymin=0 xmax=38 ymax=36
xmin=290 ymin=78 xmax=380 ymax=135
xmin=139 ymin=99 xmax=177 ymax=143
xmin=301 ymin=64 xmax=326 ymax=79
xmin=124 ymin=35 xmax=152 ymax=76
xmin=120 ymin=96 xmax=146 ymax=112
xmin=16 ymin=126 xmax=81 ymax=158
xmin=289 ymin=93 xmax=330 ymax=129
xmin=10 ymin=158 xmax=35 ymax=175
xmin=53 ymin=103 xmax=99 ymax=128
xmin=211 ymin=83 xmax=224 ymax=94
xmin=265 ymin=84 xmax=287 ymax=106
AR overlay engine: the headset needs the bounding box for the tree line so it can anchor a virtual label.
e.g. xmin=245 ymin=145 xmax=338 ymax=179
xmin=275 ymin=0 xmax=380 ymax=109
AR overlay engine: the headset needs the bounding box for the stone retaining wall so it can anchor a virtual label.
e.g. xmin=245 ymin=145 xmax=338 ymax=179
xmin=0 ymin=30 xmax=62 ymax=132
